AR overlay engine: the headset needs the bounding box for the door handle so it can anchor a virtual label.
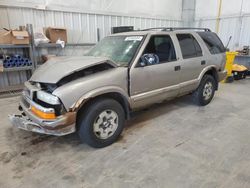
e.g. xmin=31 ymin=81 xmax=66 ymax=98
xmin=174 ymin=65 xmax=181 ymax=71
xmin=201 ymin=60 xmax=206 ymax=65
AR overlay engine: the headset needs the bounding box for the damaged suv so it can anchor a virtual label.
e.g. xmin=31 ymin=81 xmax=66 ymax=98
xmin=9 ymin=28 xmax=226 ymax=148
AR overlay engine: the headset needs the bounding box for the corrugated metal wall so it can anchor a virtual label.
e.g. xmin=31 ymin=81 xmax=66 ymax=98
xmin=195 ymin=15 xmax=250 ymax=50
xmin=0 ymin=7 xmax=183 ymax=43
xmin=0 ymin=7 xmax=183 ymax=90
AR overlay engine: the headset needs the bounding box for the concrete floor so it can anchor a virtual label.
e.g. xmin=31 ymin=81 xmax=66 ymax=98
xmin=0 ymin=79 xmax=250 ymax=188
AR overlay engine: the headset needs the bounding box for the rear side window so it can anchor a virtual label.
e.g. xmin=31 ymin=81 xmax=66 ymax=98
xmin=198 ymin=32 xmax=226 ymax=54
xmin=177 ymin=34 xmax=202 ymax=59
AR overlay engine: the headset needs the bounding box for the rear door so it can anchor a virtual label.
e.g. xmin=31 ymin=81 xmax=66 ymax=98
xmin=175 ymin=33 xmax=206 ymax=94
xmin=197 ymin=32 xmax=226 ymax=69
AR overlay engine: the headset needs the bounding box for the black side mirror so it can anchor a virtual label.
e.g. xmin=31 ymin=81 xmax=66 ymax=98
xmin=140 ymin=54 xmax=159 ymax=67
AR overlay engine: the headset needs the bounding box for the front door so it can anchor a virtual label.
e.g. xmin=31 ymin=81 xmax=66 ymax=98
xmin=129 ymin=34 xmax=181 ymax=109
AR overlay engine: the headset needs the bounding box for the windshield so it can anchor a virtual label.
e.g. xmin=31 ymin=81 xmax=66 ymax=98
xmin=86 ymin=35 xmax=144 ymax=66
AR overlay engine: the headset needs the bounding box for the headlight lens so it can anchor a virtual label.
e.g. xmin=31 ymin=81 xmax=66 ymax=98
xmin=36 ymin=91 xmax=60 ymax=105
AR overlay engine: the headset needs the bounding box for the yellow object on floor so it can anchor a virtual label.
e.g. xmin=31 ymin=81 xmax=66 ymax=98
xmin=232 ymin=64 xmax=248 ymax=72
xmin=225 ymin=52 xmax=238 ymax=77
xmin=232 ymin=64 xmax=248 ymax=80
xmin=222 ymin=52 xmax=238 ymax=83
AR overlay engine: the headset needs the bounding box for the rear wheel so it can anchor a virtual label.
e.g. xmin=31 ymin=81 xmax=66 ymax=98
xmin=77 ymin=98 xmax=125 ymax=148
xmin=193 ymin=74 xmax=216 ymax=106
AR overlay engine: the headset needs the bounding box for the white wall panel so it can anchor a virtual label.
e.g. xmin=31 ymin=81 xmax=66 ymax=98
xmin=196 ymin=0 xmax=250 ymax=19
xmin=0 ymin=0 xmax=182 ymax=20
xmin=195 ymin=0 xmax=250 ymax=50
xmin=239 ymin=16 xmax=250 ymax=46
xmin=195 ymin=16 xmax=248 ymax=50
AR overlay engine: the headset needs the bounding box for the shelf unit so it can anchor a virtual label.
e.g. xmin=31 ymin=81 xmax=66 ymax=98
xmin=0 ymin=24 xmax=95 ymax=97
xmin=0 ymin=44 xmax=30 ymax=49
xmin=0 ymin=66 xmax=33 ymax=72
xmin=0 ymin=44 xmax=34 ymax=72
xmin=36 ymin=43 xmax=95 ymax=48
xmin=0 ymin=25 xmax=37 ymax=96
xmin=0 ymin=43 xmax=34 ymax=96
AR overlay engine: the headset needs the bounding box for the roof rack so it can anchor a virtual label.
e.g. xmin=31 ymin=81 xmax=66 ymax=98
xmin=141 ymin=27 xmax=211 ymax=32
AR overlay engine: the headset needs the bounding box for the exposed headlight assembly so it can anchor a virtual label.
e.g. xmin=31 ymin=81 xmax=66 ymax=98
xmin=36 ymin=91 xmax=60 ymax=105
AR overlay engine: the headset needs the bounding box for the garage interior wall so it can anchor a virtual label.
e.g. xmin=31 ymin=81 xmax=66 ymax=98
xmin=0 ymin=0 xmax=183 ymax=44
xmin=0 ymin=0 xmax=249 ymax=52
xmin=195 ymin=0 xmax=250 ymax=50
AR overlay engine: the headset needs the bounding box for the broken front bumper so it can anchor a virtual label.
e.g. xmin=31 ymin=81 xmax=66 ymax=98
xmin=9 ymin=95 xmax=77 ymax=136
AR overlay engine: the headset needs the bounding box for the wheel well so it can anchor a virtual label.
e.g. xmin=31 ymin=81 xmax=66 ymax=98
xmin=204 ymin=68 xmax=219 ymax=90
xmin=76 ymin=92 xmax=130 ymax=122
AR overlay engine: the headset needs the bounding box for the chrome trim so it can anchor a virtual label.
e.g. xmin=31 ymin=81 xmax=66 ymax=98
xmin=9 ymin=114 xmax=75 ymax=136
xmin=23 ymin=94 xmax=55 ymax=113
xmin=131 ymin=84 xmax=179 ymax=102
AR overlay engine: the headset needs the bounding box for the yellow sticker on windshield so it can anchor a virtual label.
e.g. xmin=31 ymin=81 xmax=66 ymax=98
xmin=125 ymin=36 xmax=143 ymax=41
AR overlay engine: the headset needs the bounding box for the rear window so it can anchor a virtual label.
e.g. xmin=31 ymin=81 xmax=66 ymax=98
xmin=177 ymin=34 xmax=202 ymax=59
xmin=198 ymin=32 xmax=226 ymax=54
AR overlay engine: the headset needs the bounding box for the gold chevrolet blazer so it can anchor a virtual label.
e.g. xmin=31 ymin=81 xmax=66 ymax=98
xmin=9 ymin=28 xmax=227 ymax=148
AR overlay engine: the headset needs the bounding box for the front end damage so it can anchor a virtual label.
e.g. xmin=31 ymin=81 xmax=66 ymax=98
xmin=8 ymin=56 xmax=123 ymax=136
xmin=9 ymin=81 xmax=77 ymax=136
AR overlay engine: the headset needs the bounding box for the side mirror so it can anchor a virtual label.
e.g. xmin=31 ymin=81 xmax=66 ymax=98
xmin=140 ymin=54 xmax=159 ymax=67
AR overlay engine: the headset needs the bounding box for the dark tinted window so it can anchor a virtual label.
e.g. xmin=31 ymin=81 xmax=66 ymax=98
xmin=144 ymin=35 xmax=176 ymax=63
xmin=177 ymin=34 xmax=202 ymax=59
xmin=198 ymin=32 xmax=226 ymax=54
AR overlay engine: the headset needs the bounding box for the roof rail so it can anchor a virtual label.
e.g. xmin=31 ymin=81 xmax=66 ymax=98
xmin=141 ymin=27 xmax=211 ymax=32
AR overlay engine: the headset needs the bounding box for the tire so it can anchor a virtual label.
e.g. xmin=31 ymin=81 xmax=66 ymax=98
xmin=192 ymin=74 xmax=216 ymax=106
xmin=77 ymin=98 xmax=125 ymax=148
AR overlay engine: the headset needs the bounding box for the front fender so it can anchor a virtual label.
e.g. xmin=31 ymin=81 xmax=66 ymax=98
xmin=69 ymin=86 xmax=131 ymax=111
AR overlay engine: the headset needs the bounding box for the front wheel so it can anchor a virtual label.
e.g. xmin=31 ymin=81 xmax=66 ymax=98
xmin=193 ymin=74 xmax=216 ymax=106
xmin=77 ymin=98 xmax=125 ymax=148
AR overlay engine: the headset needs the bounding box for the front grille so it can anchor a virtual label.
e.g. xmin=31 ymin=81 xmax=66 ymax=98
xmin=23 ymin=90 xmax=32 ymax=102
xmin=23 ymin=88 xmax=31 ymax=98
xmin=21 ymin=96 xmax=30 ymax=108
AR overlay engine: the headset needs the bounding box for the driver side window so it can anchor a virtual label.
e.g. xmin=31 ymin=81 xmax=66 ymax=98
xmin=143 ymin=35 xmax=177 ymax=64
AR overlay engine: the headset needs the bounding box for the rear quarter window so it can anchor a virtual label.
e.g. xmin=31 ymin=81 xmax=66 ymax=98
xmin=198 ymin=32 xmax=226 ymax=54
xmin=176 ymin=34 xmax=202 ymax=59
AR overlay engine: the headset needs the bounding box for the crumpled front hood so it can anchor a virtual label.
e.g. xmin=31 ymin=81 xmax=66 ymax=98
xmin=30 ymin=56 xmax=116 ymax=84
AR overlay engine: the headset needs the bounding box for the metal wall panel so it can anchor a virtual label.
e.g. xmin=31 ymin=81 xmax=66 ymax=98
xmin=195 ymin=15 xmax=250 ymax=50
xmin=239 ymin=16 xmax=250 ymax=47
xmin=0 ymin=7 xmax=183 ymax=43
